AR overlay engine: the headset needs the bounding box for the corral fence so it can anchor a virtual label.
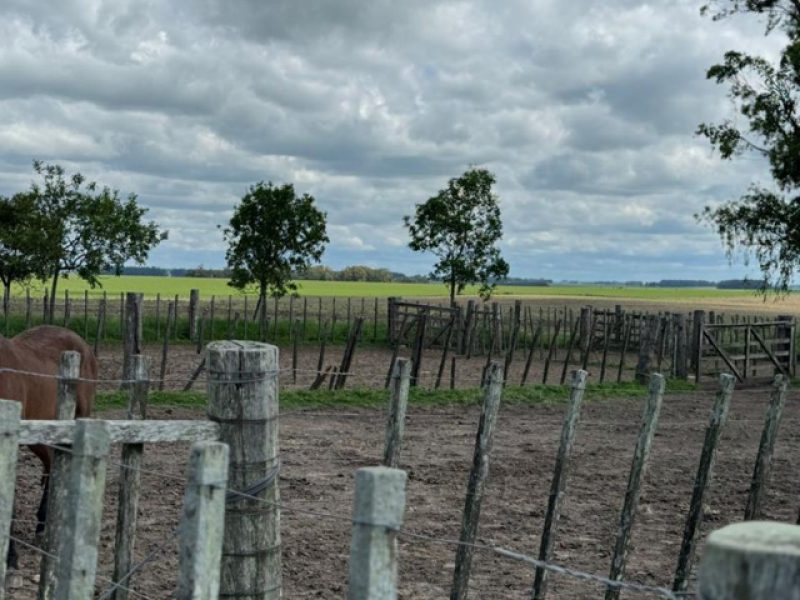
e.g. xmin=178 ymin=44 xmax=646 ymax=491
xmin=3 ymin=342 xmax=800 ymax=598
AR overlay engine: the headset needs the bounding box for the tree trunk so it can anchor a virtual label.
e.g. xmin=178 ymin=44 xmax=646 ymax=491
xmin=449 ymin=274 xmax=457 ymax=307
xmin=48 ymin=268 xmax=60 ymax=325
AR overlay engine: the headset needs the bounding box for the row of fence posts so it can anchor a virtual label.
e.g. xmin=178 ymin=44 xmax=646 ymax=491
xmin=2 ymin=341 xmax=799 ymax=598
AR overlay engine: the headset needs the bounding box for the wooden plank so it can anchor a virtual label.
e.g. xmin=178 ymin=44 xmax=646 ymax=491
xmin=750 ymin=328 xmax=790 ymax=377
xmin=605 ymin=375 xmax=665 ymax=600
xmin=52 ymin=420 xmax=110 ymax=600
xmin=532 ymin=370 xmax=587 ymax=600
xmin=0 ymin=400 xmax=21 ymax=599
xmin=176 ymin=442 xmax=229 ymax=600
xmin=207 ymin=340 xmax=281 ymax=599
xmin=450 ymin=362 xmax=504 ymax=600
xmin=672 ymin=374 xmax=735 ymax=593
xmin=111 ymin=356 xmax=149 ymax=600
xmin=744 ymin=375 xmax=789 ymax=520
xmin=383 ymin=358 xmax=411 ymax=468
xmin=347 ymin=467 xmax=407 ymax=600
xmin=559 ymin=317 xmax=580 ymax=385
xmin=702 ymin=330 xmax=744 ymax=382
xmin=19 ymin=420 xmax=220 ymax=445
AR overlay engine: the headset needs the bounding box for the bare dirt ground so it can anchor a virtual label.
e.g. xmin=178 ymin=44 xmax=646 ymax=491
xmin=7 ymin=381 xmax=799 ymax=599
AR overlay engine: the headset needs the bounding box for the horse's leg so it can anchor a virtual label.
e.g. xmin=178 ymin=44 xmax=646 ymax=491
xmin=30 ymin=444 xmax=52 ymax=536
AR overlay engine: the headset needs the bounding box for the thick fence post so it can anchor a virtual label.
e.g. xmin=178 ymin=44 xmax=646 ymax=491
xmin=38 ymin=351 xmax=81 ymax=600
xmin=532 ymin=369 xmax=588 ymax=600
xmin=347 ymin=467 xmax=407 ymax=600
xmin=745 ymin=374 xmax=789 ymax=521
xmin=672 ymin=373 xmax=735 ymax=593
xmin=692 ymin=310 xmax=706 ymax=382
xmin=111 ymin=355 xmax=150 ymax=600
xmin=177 ymin=441 xmax=230 ymax=600
xmin=52 ymin=420 xmax=111 ymax=600
xmin=0 ymin=400 xmax=21 ymax=600
xmin=699 ymin=521 xmax=800 ymax=599
xmin=383 ymin=358 xmax=411 ymax=468
xmin=189 ymin=289 xmax=200 ymax=340
xmin=635 ymin=315 xmax=659 ymax=384
xmin=450 ymin=362 xmax=504 ymax=600
xmin=673 ymin=313 xmax=688 ymax=379
xmin=605 ymin=374 xmax=665 ymax=600
xmin=207 ymin=341 xmax=281 ymax=599
xmin=121 ymin=292 xmax=143 ymax=390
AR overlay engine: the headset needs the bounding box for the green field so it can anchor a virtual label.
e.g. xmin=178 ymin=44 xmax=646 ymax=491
xmin=12 ymin=275 xmax=760 ymax=301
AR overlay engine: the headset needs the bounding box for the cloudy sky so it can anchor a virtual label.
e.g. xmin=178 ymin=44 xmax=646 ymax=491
xmin=0 ymin=0 xmax=785 ymax=281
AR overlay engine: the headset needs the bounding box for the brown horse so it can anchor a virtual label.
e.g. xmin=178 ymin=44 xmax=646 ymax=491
xmin=0 ymin=326 xmax=97 ymax=569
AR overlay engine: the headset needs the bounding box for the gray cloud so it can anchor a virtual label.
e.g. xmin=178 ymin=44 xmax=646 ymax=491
xmin=0 ymin=0 xmax=779 ymax=280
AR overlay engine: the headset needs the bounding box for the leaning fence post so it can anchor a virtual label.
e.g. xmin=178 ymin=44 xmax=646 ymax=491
xmin=52 ymin=420 xmax=111 ymax=600
xmin=745 ymin=374 xmax=789 ymax=521
xmin=699 ymin=521 xmax=800 ymax=599
xmin=450 ymin=362 xmax=504 ymax=600
xmin=383 ymin=358 xmax=411 ymax=468
xmin=111 ymin=355 xmax=150 ymax=600
xmin=672 ymin=373 xmax=735 ymax=593
xmin=0 ymin=400 xmax=21 ymax=600
xmin=347 ymin=467 xmax=407 ymax=600
xmin=532 ymin=369 xmax=588 ymax=600
xmin=38 ymin=351 xmax=81 ymax=600
xmin=177 ymin=441 xmax=230 ymax=600
xmin=605 ymin=374 xmax=665 ymax=600
xmin=207 ymin=341 xmax=281 ymax=599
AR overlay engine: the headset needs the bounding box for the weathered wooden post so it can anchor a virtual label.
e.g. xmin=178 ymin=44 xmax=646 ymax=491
xmin=207 ymin=340 xmax=281 ymax=599
xmin=121 ymin=292 xmax=143 ymax=390
xmin=699 ymin=521 xmax=800 ymax=599
xmin=52 ymin=420 xmax=111 ymax=600
xmin=450 ymin=362 xmax=504 ymax=600
xmin=189 ymin=288 xmax=200 ymax=340
xmin=347 ymin=467 xmax=407 ymax=600
xmin=673 ymin=313 xmax=688 ymax=379
xmin=579 ymin=306 xmax=592 ymax=354
xmin=177 ymin=441 xmax=230 ymax=600
xmin=635 ymin=314 xmax=660 ymax=384
xmin=605 ymin=374 xmax=665 ymax=600
xmin=460 ymin=300 xmax=476 ymax=355
xmin=745 ymin=374 xmax=789 ymax=521
xmin=532 ymin=370 xmax=587 ymax=600
xmin=672 ymin=373 xmax=735 ymax=593
xmin=38 ymin=351 xmax=80 ymax=600
xmin=383 ymin=358 xmax=411 ymax=468
xmin=776 ymin=315 xmax=793 ymax=375
xmin=159 ymin=301 xmax=175 ymax=392
xmin=0 ymin=400 xmax=21 ymax=600
xmin=692 ymin=310 xmax=706 ymax=382
xmin=111 ymin=355 xmax=150 ymax=600
xmin=410 ymin=310 xmax=427 ymax=387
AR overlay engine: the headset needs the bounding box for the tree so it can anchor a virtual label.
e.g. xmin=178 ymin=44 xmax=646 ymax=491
xmin=222 ymin=182 xmax=328 ymax=336
xmin=0 ymin=193 xmax=49 ymax=314
xmin=698 ymin=1 xmax=800 ymax=291
xmin=22 ymin=161 xmax=166 ymax=320
xmin=404 ymin=168 xmax=510 ymax=304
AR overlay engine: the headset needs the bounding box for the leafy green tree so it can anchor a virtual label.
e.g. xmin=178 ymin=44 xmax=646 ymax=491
xmin=222 ymin=182 xmax=328 ymax=334
xmin=0 ymin=193 xmax=49 ymax=311
xmin=23 ymin=161 xmax=166 ymax=321
xmin=404 ymin=168 xmax=510 ymax=304
xmin=698 ymin=1 xmax=800 ymax=290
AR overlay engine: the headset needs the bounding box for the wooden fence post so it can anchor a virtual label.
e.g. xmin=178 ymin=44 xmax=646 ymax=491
xmin=189 ymin=289 xmax=200 ymax=341
xmin=383 ymin=358 xmax=411 ymax=468
xmin=673 ymin=313 xmax=688 ymax=379
xmin=347 ymin=467 xmax=407 ymax=600
xmin=52 ymin=420 xmax=111 ymax=600
xmin=159 ymin=301 xmax=174 ymax=392
xmin=410 ymin=311 xmax=427 ymax=387
xmin=207 ymin=341 xmax=281 ymax=599
xmin=605 ymin=374 xmax=665 ymax=600
xmin=121 ymin=292 xmax=143 ymax=390
xmin=745 ymin=374 xmax=789 ymax=521
xmin=0 ymin=400 xmax=21 ymax=600
xmin=692 ymin=310 xmax=706 ymax=382
xmin=450 ymin=362 xmax=504 ymax=600
xmin=672 ymin=373 xmax=735 ymax=593
xmin=111 ymin=355 xmax=150 ymax=600
xmin=699 ymin=521 xmax=800 ymax=599
xmin=38 ymin=351 xmax=81 ymax=600
xmin=176 ymin=441 xmax=230 ymax=600
xmin=532 ymin=369 xmax=588 ymax=600
xmin=635 ymin=315 xmax=659 ymax=384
